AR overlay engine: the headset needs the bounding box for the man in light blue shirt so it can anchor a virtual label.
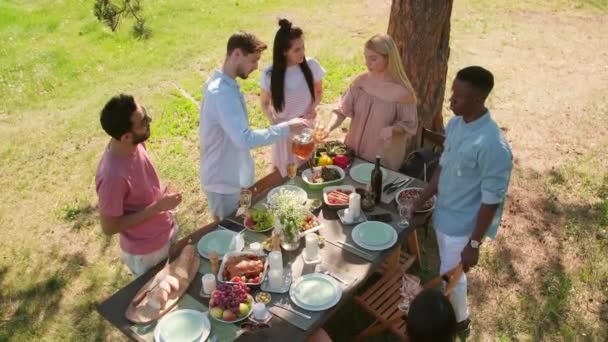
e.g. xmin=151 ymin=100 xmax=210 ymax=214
xmin=200 ymin=32 xmax=308 ymax=220
xmin=413 ymin=66 xmax=513 ymax=334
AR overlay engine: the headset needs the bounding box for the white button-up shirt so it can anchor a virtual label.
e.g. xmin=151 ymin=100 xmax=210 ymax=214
xmin=200 ymin=70 xmax=289 ymax=194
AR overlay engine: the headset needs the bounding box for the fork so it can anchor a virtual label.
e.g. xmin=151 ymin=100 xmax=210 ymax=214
xmin=322 ymin=270 xmax=349 ymax=285
xmin=382 ymin=177 xmax=399 ymax=192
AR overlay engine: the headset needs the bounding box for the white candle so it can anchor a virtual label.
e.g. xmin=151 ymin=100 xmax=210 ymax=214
xmin=268 ymin=268 xmax=283 ymax=289
xmin=202 ymin=273 xmax=216 ymax=294
xmin=249 ymin=242 xmax=262 ymax=254
xmin=252 ymin=302 xmax=269 ymax=320
xmin=305 ymin=233 xmax=319 ymax=260
xmin=343 ymin=208 xmax=354 ymax=223
xmin=268 ymin=250 xmax=283 ymax=270
xmin=349 ymin=193 xmax=361 ymax=218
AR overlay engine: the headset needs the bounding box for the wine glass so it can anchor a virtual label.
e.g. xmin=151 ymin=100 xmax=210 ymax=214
xmin=312 ymin=118 xmax=326 ymax=143
xmin=238 ymin=188 xmax=252 ymax=217
xmin=286 ymin=162 xmax=297 ymax=184
xmin=397 ymin=199 xmax=413 ymax=228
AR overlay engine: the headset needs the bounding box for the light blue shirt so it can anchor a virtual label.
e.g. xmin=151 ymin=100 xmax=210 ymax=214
xmin=433 ymin=112 xmax=512 ymax=238
xmin=199 ymin=71 xmax=289 ymax=194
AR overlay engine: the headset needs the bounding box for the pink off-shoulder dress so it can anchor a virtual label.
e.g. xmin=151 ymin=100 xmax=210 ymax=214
xmin=337 ymin=80 xmax=418 ymax=170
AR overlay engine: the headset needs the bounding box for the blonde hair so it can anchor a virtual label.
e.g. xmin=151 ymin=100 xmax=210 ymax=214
xmin=365 ymin=34 xmax=417 ymax=104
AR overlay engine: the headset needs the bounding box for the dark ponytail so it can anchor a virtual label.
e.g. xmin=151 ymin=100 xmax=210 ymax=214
xmin=270 ymin=19 xmax=315 ymax=113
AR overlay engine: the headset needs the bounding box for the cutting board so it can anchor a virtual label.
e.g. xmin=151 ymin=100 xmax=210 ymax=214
xmin=125 ymin=243 xmax=200 ymax=324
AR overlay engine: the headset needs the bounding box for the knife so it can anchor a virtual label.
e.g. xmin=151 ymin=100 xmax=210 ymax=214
xmin=273 ymin=303 xmax=312 ymax=319
xmin=336 ymin=240 xmax=374 ymax=258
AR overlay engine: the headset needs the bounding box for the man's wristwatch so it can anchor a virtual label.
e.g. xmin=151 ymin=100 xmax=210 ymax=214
xmin=469 ymin=239 xmax=481 ymax=249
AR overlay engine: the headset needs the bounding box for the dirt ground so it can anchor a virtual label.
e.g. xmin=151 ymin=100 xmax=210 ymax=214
xmin=448 ymin=5 xmax=608 ymax=341
xmin=317 ymin=3 xmax=608 ymax=340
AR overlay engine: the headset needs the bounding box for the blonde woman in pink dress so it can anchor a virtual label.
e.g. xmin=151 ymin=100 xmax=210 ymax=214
xmin=323 ymin=34 xmax=418 ymax=171
xmin=260 ymin=19 xmax=325 ymax=176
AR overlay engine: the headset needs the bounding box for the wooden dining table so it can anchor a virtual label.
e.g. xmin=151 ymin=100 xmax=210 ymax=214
xmin=96 ymin=159 xmax=431 ymax=341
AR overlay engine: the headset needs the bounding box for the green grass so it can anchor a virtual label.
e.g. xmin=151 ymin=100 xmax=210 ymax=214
xmin=1 ymin=0 xmax=607 ymax=341
xmin=0 ymin=1 xmax=384 ymax=340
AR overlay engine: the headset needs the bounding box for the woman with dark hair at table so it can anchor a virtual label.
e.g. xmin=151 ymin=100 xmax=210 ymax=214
xmin=407 ymin=288 xmax=457 ymax=342
xmin=260 ymin=18 xmax=325 ymax=176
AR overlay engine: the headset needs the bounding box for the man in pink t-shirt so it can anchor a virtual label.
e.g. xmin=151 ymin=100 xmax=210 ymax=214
xmin=95 ymin=94 xmax=182 ymax=276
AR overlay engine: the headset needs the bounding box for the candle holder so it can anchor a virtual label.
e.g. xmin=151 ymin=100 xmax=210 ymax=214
xmin=268 ymin=251 xmax=283 ymax=270
xmin=199 ymin=273 xmax=216 ymax=298
xmin=302 ymin=233 xmax=322 ymax=264
xmin=268 ymin=268 xmax=284 ymax=289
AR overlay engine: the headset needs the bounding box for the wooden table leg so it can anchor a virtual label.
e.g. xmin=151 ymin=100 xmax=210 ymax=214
xmin=407 ymin=229 xmax=422 ymax=269
xmin=385 ymin=245 xmax=401 ymax=271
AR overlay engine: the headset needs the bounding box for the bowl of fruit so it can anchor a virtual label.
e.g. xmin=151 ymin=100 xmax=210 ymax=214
xmin=298 ymin=213 xmax=323 ymax=238
xmin=218 ymin=252 xmax=267 ymax=287
xmin=244 ymin=208 xmax=274 ymax=232
xmin=323 ymin=185 xmax=355 ymax=208
xmin=209 ymin=282 xmax=255 ymax=323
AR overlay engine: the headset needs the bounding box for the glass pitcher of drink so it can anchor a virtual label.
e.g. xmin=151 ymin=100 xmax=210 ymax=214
xmin=292 ymin=128 xmax=314 ymax=161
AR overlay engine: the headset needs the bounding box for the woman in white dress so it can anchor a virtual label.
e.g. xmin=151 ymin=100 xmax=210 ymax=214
xmin=260 ymin=19 xmax=325 ymax=176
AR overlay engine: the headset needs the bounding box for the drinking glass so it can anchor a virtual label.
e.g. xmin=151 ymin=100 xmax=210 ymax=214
xmin=397 ymin=200 xmax=413 ymax=228
xmin=361 ymin=190 xmax=376 ymax=212
xmin=286 ymin=163 xmax=297 ymax=184
xmin=238 ymin=188 xmax=252 ymax=217
xmin=312 ymin=118 xmax=325 ymax=143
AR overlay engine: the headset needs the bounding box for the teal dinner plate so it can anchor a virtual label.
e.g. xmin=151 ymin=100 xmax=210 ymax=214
xmin=289 ymin=273 xmax=342 ymax=311
xmin=352 ymin=221 xmax=397 ymax=251
xmin=155 ymin=309 xmax=210 ymax=342
xmin=197 ymin=229 xmax=237 ymax=259
xmin=350 ymin=163 xmax=387 ymax=184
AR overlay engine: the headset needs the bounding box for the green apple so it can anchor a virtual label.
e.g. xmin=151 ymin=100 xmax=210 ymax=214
xmin=246 ymin=294 xmax=254 ymax=306
xmin=210 ymin=307 xmax=223 ymax=319
xmin=238 ymin=303 xmax=250 ymax=317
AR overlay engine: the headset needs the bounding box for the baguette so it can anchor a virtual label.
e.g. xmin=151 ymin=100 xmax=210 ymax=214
xmin=164 ymin=275 xmax=180 ymax=291
xmin=173 ymin=244 xmax=194 ymax=280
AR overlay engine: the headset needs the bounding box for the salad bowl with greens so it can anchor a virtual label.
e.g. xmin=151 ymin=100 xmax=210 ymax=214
xmin=244 ymin=208 xmax=274 ymax=232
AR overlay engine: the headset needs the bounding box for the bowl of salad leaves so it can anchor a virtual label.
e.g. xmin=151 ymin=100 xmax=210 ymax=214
xmin=244 ymin=208 xmax=274 ymax=232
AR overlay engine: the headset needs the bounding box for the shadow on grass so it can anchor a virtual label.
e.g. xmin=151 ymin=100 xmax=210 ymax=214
xmin=0 ymin=253 xmax=90 ymax=340
xmin=60 ymin=201 xmax=98 ymax=232
xmin=324 ymin=165 xmax=606 ymax=341
xmin=59 ymin=200 xmax=117 ymax=254
xmin=469 ymin=166 xmax=608 ymax=339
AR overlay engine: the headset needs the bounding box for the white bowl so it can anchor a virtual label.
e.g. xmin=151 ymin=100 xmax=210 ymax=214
xmin=322 ymin=185 xmax=356 ymax=208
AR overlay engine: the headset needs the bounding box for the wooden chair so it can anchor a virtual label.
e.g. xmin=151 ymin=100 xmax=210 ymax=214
xmin=418 ymin=128 xmax=445 ymax=239
xmin=420 ymin=127 xmax=445 ymax=153
xmin=375 ymin=245 xmax=417 ymax=276
xmin=353 ymin=262 xmax=463 ymax=341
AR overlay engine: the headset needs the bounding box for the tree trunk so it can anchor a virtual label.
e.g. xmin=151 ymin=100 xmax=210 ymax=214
xmin=388 ymin=0 xmax=454 ymax=132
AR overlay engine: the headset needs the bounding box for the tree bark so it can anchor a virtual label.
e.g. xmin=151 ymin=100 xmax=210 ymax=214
xmin=388 ymin=0 xmax=454 ymax=132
